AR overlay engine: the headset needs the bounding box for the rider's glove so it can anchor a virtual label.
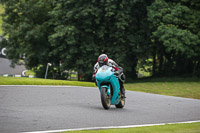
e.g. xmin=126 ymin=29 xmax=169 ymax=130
xmin=114 ymin=71 xmax=120 ymax=76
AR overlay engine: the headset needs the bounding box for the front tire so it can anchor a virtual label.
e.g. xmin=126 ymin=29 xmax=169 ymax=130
xmin=101 ymin=87 xmax=111 ymax=110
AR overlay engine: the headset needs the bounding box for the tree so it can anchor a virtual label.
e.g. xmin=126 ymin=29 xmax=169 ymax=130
xmin=0 ymin=0 xmax=57 ymax=77
xmin=49 ymin=0 xmax=152 ymax=80
xmin=147 ymin=0 xmax=200 ymax=76
xmin=5 ymin=0 xmax=199 ymax=80
xmin=1 ymin=0 xmax=153 ymax=80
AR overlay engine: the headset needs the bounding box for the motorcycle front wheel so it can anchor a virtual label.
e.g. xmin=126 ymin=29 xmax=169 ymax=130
xmin=101 ymin=87 xmax=111 ymax=110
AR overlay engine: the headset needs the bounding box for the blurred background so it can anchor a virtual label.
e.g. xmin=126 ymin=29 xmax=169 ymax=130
xmin=0 ymin=0 xmax=199 ymax=81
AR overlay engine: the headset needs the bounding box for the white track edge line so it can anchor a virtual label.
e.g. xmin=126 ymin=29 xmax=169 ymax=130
xmin=22 ymin=120 xmax=200 ymax=133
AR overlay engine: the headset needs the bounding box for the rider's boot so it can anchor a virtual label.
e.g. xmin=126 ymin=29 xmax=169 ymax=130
xmin=122 ymin=87 xmax=126 ymax=98
xmin=120 ymin=82 xmax=126 ymax=98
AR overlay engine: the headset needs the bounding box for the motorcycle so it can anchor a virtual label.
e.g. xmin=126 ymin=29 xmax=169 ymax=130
xmin=95 ymin=65 xmax=125 ymax=109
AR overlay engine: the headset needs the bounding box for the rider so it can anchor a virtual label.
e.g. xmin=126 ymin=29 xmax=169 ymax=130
xmin=93 ymin=54 xmax=125 ymax=97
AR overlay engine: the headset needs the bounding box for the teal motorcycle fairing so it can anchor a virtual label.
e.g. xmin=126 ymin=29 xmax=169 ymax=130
xmin=95 ymin=65 xmax=121 ymax=105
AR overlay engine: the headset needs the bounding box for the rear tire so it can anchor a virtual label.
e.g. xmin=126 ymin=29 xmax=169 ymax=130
xmin=115 ymin=91 xmax=125 ymax=108
xmin=101 ymin=87 xmax=111 ymax=110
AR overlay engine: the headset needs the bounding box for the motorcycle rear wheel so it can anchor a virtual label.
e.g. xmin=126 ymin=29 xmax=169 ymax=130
xmin=101 ymin=87 xmax=111 ymax=110
xmin=115 ymin=92 xmax=125 ymax=108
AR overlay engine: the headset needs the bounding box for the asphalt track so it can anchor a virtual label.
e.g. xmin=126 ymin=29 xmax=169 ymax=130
xmin=0 ymin=57 xmax=26 ymax=75
xmin=0 ymin=85 xmax=200 ymax=133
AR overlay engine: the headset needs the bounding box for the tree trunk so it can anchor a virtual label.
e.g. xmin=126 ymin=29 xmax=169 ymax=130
xmin=158 ymin=54 xmax=163 ymax=76
xmin=78 ymin=72 xmax=81 ymax=81
xmin=152 ymin=52 xmax=156 ymax=76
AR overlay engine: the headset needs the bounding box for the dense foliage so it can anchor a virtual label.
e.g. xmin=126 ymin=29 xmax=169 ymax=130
xmin=0 ymin=0 xmax=200 ymax=80
xmin=148 ymin=0 xmax=200 ymax=76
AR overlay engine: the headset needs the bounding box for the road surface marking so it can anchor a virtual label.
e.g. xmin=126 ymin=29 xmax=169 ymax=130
xmin=23 ymin=120 xmax=200 ymax=133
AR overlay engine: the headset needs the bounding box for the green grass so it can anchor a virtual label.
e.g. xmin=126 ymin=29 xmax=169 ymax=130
xmin=64 ymin=122 xmax=200 ymax=133
xmin=125 ymin=77 xmax=200 ymax=99
xmin=0 ymin=76 xmax=95 ymax=87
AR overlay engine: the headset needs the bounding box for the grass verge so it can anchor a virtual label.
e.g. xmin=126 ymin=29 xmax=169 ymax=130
xmin=125 ymin=77 xmax=200 ymax=99
xmin=64 ymin=122 xmax=200 ymax=133
xmin=0 ymin=76 xmax=95 ymax=87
